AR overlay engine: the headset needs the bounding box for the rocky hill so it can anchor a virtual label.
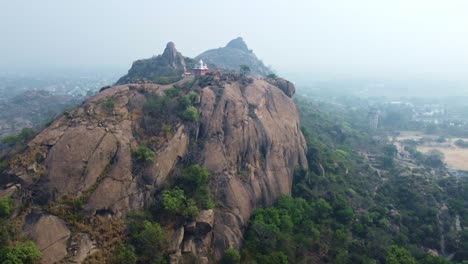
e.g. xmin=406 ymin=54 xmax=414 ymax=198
xmin=116 ymin=42 xmax=193 ymax=85
xmin=196 ymin=37 xmax=273 ymax=76
xmin=1 ymin=67 xmax=307 ymax=263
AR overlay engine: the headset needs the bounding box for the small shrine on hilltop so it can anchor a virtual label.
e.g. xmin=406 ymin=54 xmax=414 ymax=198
xmin=193 ymin=59 xmax=208 ymax=76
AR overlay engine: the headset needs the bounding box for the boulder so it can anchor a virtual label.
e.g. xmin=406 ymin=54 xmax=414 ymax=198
xmin=68 ymin=233 xmax=97 ymax=263
xmin=168 ymin=227 xmax=185 ymax=253
xmin=195 ymin=209 xmax=214 ymax=235
xmin=182 ymin=238 xmax=196 ymax=254
xmin=272 ymin=78 xmax=296 ymax=97
xmin=23 ymin=210 xmax=71 ymax=264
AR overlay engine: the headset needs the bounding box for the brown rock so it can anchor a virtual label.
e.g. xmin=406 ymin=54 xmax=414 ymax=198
xmin=10 ymin=74 xmax=307 ymax=263
xmin=168 ymin=227 xmax=185 ymax=253
xmin=68 ymin=233 xmax=97 ymax=263
xmin=198 ymin=78 xmax=307 ymax=260
xmin=195 ymin=209 xmax=214 ymax=235
xmin=23 ymin=210 xmax=71 ymax=264
xmin=271 ymin=78 xmax=296 ymax=97
xmin=182 ymin=238 xmax=196 ymax=254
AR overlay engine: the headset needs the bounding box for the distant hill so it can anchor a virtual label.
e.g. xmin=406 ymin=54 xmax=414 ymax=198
xmin=116 ymin=42 xmax=194 ymax=85
xmin=196 ymin=37 xmax=273 ymax=76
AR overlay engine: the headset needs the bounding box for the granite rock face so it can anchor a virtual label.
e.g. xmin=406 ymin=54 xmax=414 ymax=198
xmin=7 ymin=72 xmax=307 ymax=263
xmin=23 ymin=210 xmax=71 ymax=264
xmin=196 ymin=76 xmax=307 ymax=260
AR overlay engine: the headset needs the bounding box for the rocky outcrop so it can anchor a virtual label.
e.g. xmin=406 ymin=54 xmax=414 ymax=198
xmin=9 ymin=82 xmax=191 ymax=217
xmin=23 ymin=210 xmax=71 ymax=264
xmin=269 ymin=77 xmax=296 ymax=97
xmin=68 ymin=233 xmax=98 ymax=263
xmin=7 ymin=71 xmax=306 ymax=263
xmin=116 ymin=42 xmax=188 ymax=85
xmin=196 ymin=37 xmax=273 ymax=76
xmin=196 ymin=74 xmax=307 ymax=260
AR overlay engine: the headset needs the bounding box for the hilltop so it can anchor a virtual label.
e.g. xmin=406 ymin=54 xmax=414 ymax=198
xmin=196 ymin=37 xmax=273 ymax=76
xmin=0 ymin=60 xmax=305 ymax=263
xmin=116 ymin=42 xmax=194 ymax=85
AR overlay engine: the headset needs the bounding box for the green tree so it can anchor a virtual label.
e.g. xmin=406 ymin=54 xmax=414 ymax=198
xmin=110 ymin=244 xmax=137 ymax=264
xmin=0 ymin=241 xmax=42 ymax=264
xmin=267 ymin=73 xmax=278 ymax=79
xmin=240 ymin=65 xmax=251 ymax=76
xmin=182 ymin=106 xmax=198 ymax=122
xmin=385 ymin=245 xmax=417 ymax=264
xmin=221 ymin=248 xmax=241 ymax=264
xmin=182 ymin=165 xmax=210 ymax=188
xmin=0 ymin=197 xmax=13 ymax=218
xmin=135 ymin=146 xmax=156 ymax=163
xmin=161 ymin=188 xmax=185 ymax=215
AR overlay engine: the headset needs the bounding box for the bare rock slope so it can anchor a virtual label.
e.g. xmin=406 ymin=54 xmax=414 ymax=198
xmin=6 ymin=72 xmax=307 ymax=263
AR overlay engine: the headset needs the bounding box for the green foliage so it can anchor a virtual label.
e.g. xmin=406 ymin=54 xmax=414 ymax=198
xmin=110 ymin=244 xmax=137 ymax=264
xmin=267 ymin=73 xmax=278 ymax=79
xmin=182 ymin=106 xmax=198 ymax=122
xmin=240 ymin=65 xmax=251 ymax=75
xmin=0 ymin=241 xmax=42 ymax=264
xmin=165 ymin=86 xmax=180 ymax=98
xmin=161 ymin=188 xmax=199 ymax=219
xmin=161 ymin=188 xmax=185 ymax=215
xmin=101 ymin=97 xmax=116 ymax=112
xmin=126 ymin=212 xmax=167 ymax=263
xmin=0 ymin=197 xmax=13 ymax=218
xmin=220 ymin=248 xmax=241 ymax=264
xmin=424 ymin=149 xmax=445 ymax=168
xmin=182 ymin=165 xmax=209 ymax=188
xmin=161 ymin=124 xmax=172 ymax=137
xmin=135 ymin=146 xmax=156 ymax=163
xmin=1 ymin=128 xmax=35 ymax=148
xmin=385 ymin=245 xmax=417 ymax=264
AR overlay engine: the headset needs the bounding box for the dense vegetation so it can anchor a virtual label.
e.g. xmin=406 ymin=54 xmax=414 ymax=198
xmin=0 ymin=196 xmax=42 ymax=263
xmin=240 ymin=96 xmax=468 ymax=263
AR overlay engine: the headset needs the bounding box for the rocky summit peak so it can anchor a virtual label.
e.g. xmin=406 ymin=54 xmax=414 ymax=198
xmin=196 ymin=37 xmax=272 ymax=76
xmin=162 ymin=41 xmax=178 ymax=60
xmin=225 ymin=37 xmax=250 ymax=52
xmin=116 ymin=41 xmax=186 ymax=85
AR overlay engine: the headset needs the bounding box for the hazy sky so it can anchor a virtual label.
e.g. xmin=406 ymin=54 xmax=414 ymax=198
xmin=1 ymin=0 xmax=468 ymax=80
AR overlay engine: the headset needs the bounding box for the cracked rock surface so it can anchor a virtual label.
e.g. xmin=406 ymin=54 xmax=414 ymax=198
xmin=9 ymin=74 xmax=307 ymax=263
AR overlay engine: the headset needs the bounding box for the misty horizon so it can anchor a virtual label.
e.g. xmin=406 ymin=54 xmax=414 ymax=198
xmin=1 ymin=0 xmax=468 ymax=82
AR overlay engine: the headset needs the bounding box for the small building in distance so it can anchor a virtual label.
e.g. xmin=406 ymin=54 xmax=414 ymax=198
xmin=368 ymin=107 xmax=380 ymax=130
xmin=193 ymin=59 xmax=209 ymax=76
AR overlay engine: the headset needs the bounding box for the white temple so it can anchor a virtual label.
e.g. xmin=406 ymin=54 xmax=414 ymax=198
xmin=193 ymin=59 xmax=208 ymax=70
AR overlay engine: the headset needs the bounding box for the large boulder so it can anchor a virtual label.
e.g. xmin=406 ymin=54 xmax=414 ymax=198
xmin=271 ymin=78 xmax=296 ymax=97
xmin=197 ymin=76 xmax=307 ymax=260
xmin=23 ymin=210 xmax=71 ymax=264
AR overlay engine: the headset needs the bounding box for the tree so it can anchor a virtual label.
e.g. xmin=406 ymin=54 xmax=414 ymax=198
xmin=134 ymin=146 xmax=155 ymax=163
xmin=240 ymin=65 xmax=251 ymax=76
xmin=267 ymin=73 xmax=278 ymax=79
xmin=110 ymin=244 xmax=137 ymax=264
xmin=0 ymin=241 xmax=42 ymax=264
xmin=182 ymin=106 xmax=198 ymax=122
xmin=221 ymin=248 xmax=241 ymax=264
xmin=182 ymin=165 xmax=210 ymax=188
xmin=385 ymin=245 xmax=417 ymax=264
xmin=0 ymin=197 xmax=13 ymax=218
xmin=424 ymin=150 xmax=444 ymax=168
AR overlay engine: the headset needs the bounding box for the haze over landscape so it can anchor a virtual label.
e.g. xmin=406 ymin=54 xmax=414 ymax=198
xmin=1 ymin=0 xmax=468 ymax=82
xmin=1 ymin=1 xmax=468 ymax=264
